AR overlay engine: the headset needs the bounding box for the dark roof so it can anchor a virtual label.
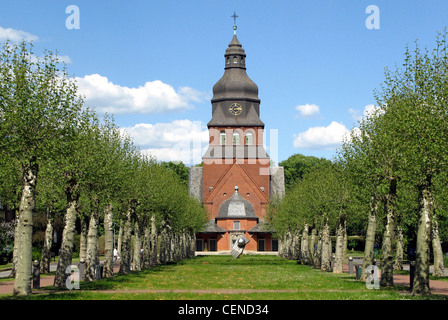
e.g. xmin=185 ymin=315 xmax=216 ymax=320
xmin=217 ymin=187 xmax=257 ymax=219
xmin=207 ymin=100 xmax=264 ymax=127
xmin=248 ymin=221 xmax=274 ymax=233
xmin=212 ymin=69 xmax=259 ymax=101
xmin=210 ymin=31 xmax=262 ymax=123
xmin=202 ymin=145 xmax=269 ymax=159
xmin=198 ymin=220 xmax=226 ymax=233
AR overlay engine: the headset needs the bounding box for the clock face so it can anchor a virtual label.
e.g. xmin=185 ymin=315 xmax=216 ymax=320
xmin=229 ymin=103 xmax=243 ymax=116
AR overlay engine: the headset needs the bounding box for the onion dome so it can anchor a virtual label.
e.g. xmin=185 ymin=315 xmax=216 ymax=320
xmin=217 ymin=186 xmax=256 ymax=218
xmin=212 ymin=26 xmax=259 ymax=101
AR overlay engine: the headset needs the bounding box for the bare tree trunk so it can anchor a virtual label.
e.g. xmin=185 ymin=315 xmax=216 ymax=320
xmin=13 ymin=162 xmax=38 ymax=296
xmin=169 ymin=230 xmax=175 ymax=262
xmin=315 ymin=229 xmax=322 ymax=269
xmin=54 ymin=186 xmax=79 ymax=288
xmin=431 ymin=210 xmax=444 ymax=277
xmin=281 ymin=232 xmax=287 ymax=259
xmin=189 ymin=231 xmax=196 ymax=258
xmin=117 ymin=219 xmax=123 ymax=257
xmin=119 ymin=201 xmax=135 ymax=275
xmin=321 ymin=216 xmax=331 ymax=272
xmin=79 ymin=215 xmax=88 ymax=263
xmin=361 ymin=195 xmax=379 ymax=281
xmin=132 ymin=219 xmax=141 ymax=271
xmin=381 ymin=179 xmax=397 ymax=287
xmin=159 ymin=220 xmax=167 ymax=264
xmin=333 ymin=215 xmax=346 ymax=274
xmin=181 ymin=232 xmax=187 ymax=260
xmin=40 ymin=211 xmax=53 ymax=273
xmin=292 ymin=230 xmax=300 ymax=260
xmin=301 ymin=224 xmax=310 ymax=265
xmin=85 ymin=203 xmax=100 ymax=281
xmin=103 ymin=203 xmax=114 ymax=278
xmin=394 ymin=225 xmax=404 ymax=271
xmin=142 ymin=219 xmax=151 ymax=269
xmin=412 ymin=184 xmax=433 ymax=296
xmin=309 ymin=227 xmax=317 ymax=267
xmin=150 ymin=215 xmax=157 ymax=265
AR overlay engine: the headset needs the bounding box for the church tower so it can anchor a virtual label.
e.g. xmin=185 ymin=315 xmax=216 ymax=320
xmin=190 ymin=16 xmax=285 ymax=253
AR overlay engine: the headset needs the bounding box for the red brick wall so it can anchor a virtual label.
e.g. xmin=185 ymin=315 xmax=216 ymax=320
xmin=202 ymin=160 xmax=270 ymax=220
xmin=200 ymin=125 xmax=272 ymax=252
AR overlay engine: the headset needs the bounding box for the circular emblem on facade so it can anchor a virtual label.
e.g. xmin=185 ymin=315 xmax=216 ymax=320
xmin=229 ymin=103 xmax=242 ymax=116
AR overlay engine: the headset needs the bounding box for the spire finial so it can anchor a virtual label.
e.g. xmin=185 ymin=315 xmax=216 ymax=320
xmin=231 ymin=11 xmax=238 ymax=34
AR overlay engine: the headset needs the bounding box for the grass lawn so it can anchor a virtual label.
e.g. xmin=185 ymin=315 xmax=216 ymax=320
xmin=2 ymin=255 xmax=448 ymax=300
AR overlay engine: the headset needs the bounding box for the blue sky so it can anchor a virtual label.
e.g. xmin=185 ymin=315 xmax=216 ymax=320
xmin=1 ymin=1 xmax=448 ymax=165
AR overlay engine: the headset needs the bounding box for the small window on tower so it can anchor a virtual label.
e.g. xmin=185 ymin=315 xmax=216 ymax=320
xmin=220 ymin=131 xmax=226 ymax=145
xmin=232 ymin=132 xmax=240 ymax=145
xmin=227 ymin=57 xmax=230 ymax=64
xmin=233 ymin=221 xmax=240 ymax=230
xmin=233 ymin=57 xmax=238 ymax=63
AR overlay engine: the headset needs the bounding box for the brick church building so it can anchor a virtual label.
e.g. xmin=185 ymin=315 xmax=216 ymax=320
xmin=189 ymin=21 xmax=285 ymax=253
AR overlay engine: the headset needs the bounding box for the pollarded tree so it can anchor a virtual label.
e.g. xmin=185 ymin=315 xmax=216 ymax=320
xmin=34 ymin=159 xmax=65 ymax=273
xmin=0 ymin=41 xmax=83 ymax=295
xmin=266 ymin=175 xmax=308 ymax=261
xmin=98 ymin=115 xmax=129 ymax=278
xmin=432 ymin=171 xmax=448 ymax=277
xmin=117 ymin=134 xmax=141 ymax=275
xmin=269 ymin=162 xmax=351 ymax=272
xmin=337 ymin=107 xmax=401 ymax=283
xmin=53 ymin=108 xmax=100 ymax=288
xmin=302 ymin=163 xmax=350 ymax=273
xmin=374 ymin=31 xmax=448 ymax=295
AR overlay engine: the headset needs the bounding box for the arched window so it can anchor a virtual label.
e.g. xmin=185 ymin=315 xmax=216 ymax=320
xmin=232 ymin=132 xmax=240 ymax=145
xmin=245 ymin=132 xmax=253 ymax=145
xmin=220 ymin=131 xmax=226 ymax=145
xmin=233 ymin=56 xmax=238 ymax=63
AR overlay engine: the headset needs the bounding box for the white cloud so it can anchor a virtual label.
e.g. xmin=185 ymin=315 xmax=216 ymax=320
xmin=293 ymin=121 xmax=351 ymax=149
xmin=56 ymin=55 xmax=72 ymax=64
xmin=121 ymin=119 xmax=209 ymax=164
xmin=349 ymin=104 xmax=381 ymax=121
xmin=75 ymin=74 xmax=209 ymax=115
xmin=295 ymin=104 xmax=320 ymax=117
xmin=0 ymin=27 xmax=72 ymax=64
xmin=0 ymin=26 xmax=39 ymax=42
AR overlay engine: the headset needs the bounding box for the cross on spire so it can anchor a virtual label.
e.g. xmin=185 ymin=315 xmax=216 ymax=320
xmin=231 ymin=11 xmax=238 ymax=26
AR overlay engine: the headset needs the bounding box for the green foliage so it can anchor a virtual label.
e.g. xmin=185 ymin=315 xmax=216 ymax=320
xmin=268 ymin=162 xmax=351 ymax=236
xmin=160 ymin=161 xmax=190 ymax=186
xmin=279 ymin=153 xmax=331 ymax=190
xmin=0 ymin=221 xmax=14 ymax=264
xmin=0 ymin=40 xmax=84 ymax=165
xmin=0 ymin=40 xmax=206 ymax=272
